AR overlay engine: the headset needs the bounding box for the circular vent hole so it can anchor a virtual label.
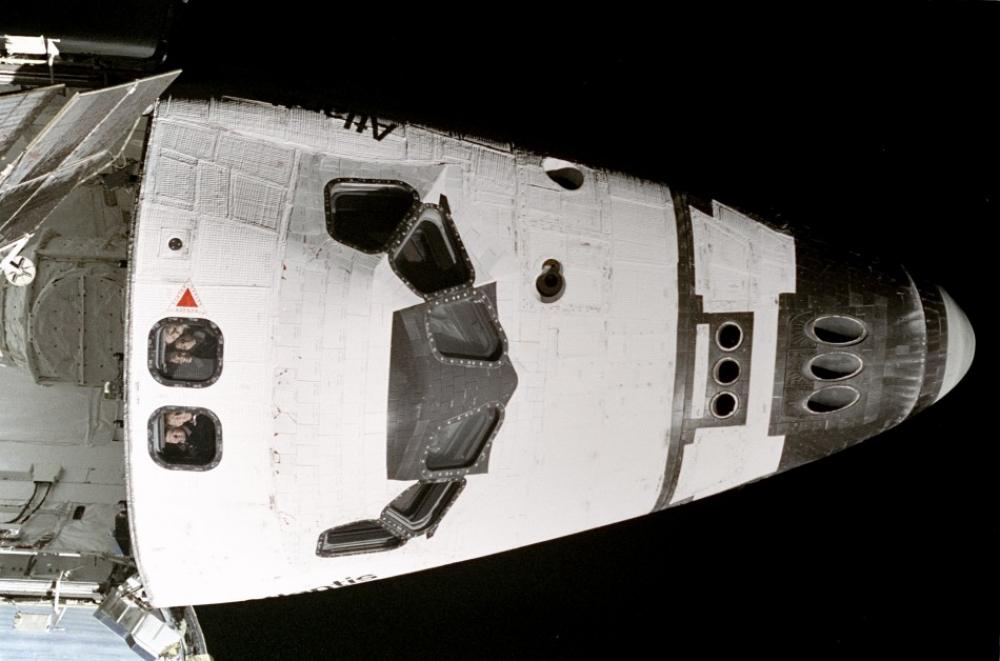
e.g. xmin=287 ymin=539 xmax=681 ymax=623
xmin=808 ymin=352 xmax=863 ymax=381
xmin=535 ymin=259 xmax=565 ymax=303
xmin=810 ymin=315 xmax=867 ymax=345
xmin=716 ymin=322 xmax=743 ymax=351
xmin=542 ymin=158 xmax=584 ymax=191
xmin=806 ymin=386 xmax=861 ymax=414
xmin=714 ymin=358 xmax=741 ymax=385
xmin=711 ymin=392 xmax=739 ymax=419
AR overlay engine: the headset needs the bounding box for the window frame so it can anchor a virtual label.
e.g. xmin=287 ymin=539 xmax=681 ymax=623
xmin=324 ymin=178 xmax=420 ymax=254
xmin=424 ymin=289 xmax=508 ymax=368
xmin=388 ymin=202 xmax=475 ymax=298
xmin=147 ymin=316 xmax=224 ymax=388
xmin=147 ymin=405 xmax=223 ymax=471
xmin=421 ymin=402 xmax=505 ymax=480
xmin=315 ymin=519 xmax=405 ymax=557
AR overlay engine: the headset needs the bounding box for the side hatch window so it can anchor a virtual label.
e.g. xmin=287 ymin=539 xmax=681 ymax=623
xmin=149 ymin=317 xmax=223 ymax=387
xmin=149 ymin=406 xmax=221 ymax=470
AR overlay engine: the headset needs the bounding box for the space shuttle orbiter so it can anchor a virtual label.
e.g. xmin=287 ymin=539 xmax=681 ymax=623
xmin=0 ymin=46 xmax=975 ymax=660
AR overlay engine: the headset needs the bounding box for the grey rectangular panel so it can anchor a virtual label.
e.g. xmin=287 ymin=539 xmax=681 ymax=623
xmin=66 ymin=70 xmax=181 ymax=165
xmin=4 ymin=71 xmax=180 ymax=187
xmin=0 ymin=177 xmax=44 ymax=233
xmin=0 ymin=84 xmax=63 ymax=161
xmin=4 ymin=88 xmax=128 ymax=186
xmin=0 ymin=151 xmax=107 ymax=240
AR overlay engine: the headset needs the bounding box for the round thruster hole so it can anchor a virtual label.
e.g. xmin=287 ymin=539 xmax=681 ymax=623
xmin=716 ymin=322 xmax=743 ymax=351
xmin=807 ymin=352 xmax=863 ymax=381
xmin=536 ymin=259 xmax=565 ymax=303
xmin=808 ymin=315 xmax=867 ymax=346
xmin=541 ymin=157 xmax=585 ymax=190
xmin=805 ymin=385 xmax=861 ymax=414
xmin=710 ymin=392 xmax=739 ymax=419
xmin=714 ymin=358 xmax=741 ymax=385
xmin=168 ymin=237 xmax=183 ymax=251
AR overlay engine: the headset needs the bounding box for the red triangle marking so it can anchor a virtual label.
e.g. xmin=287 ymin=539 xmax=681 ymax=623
xmin=177 ymin=288 xmax=198 ymax=308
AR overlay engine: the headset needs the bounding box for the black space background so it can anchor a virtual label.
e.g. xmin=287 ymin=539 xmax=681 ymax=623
xmin=8 ymin=3 xmax=1000 ymax=659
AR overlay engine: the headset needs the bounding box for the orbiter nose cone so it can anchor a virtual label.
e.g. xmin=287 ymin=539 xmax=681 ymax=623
xmin=935 ymin=287 xmax=975 ymax=402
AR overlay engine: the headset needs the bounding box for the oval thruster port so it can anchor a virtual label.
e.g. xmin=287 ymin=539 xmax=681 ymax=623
xmin=809 ymin=315 xmax=867 ymax=346
xmin=542 ymin=157 xmax=585 ymax=191
xmin=805 ymin=385 xmax=861 ymax=414
xmin=808 ymin=352 xmax=863 ymax=381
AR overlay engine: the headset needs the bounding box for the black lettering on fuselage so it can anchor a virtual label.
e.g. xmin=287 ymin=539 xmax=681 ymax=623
xmin=335 ymin=111 xmax=398 ymax=142
xmin=329 ymin=574 xmax=377 ymax=588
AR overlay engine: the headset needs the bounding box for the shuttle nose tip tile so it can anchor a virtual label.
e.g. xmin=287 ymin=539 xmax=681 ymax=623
xmin=935 ymin=287 xmax=975 ymax=402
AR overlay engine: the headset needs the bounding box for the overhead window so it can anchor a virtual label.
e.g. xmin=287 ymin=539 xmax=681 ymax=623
xmin=325 ymin=179 xmax=418 ymax=253
xmin=392 ymin=205 xmax=473 ymax=296
xmin=148 ymin=406 xmax=221 ymax=470
xmin=316 ymin=520 xmax=403 ymax=557
xmin=427 ymin=297 xmax=503 ymax=363
xmin=426 ymin=406 xmax=501 ymax=472
xmin=148 ymin=317 xmax=223 ymax=387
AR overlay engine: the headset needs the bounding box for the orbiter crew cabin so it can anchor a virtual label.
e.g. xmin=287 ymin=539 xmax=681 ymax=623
xmin=122 ymin=93 xmax=974 ymax=607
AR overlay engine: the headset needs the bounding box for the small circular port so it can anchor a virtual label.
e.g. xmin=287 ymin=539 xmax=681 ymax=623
xmin=711 ymin=392 xmax=739 ymax=419
xmin=716 ymin=322 xmax=743 ymax=351
xmin=168 ymin=237 xmax=184 ymax=251
xmin=714 ymin=358 xmax=741 ymax=385
xmin=536 ymin=259 xmax=565 ymax=303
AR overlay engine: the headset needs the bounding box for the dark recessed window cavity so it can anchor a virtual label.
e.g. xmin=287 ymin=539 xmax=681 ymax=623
xmin=316 ymin=520 xmax=403 ymax=557
xmin=426 ymin=406 xmax=501 ymax=472
xmin=148 ymin=317 xmax=223 ymax=387
xmin=325 ymin=179 xmax=418 ymax=253
xmin=428 ymin=297 xmax=503 ymax=362
xmin=392 ymin=205 xmax=473 ymax=296
xmin=148 ymin=406 xmax=221 ymax=470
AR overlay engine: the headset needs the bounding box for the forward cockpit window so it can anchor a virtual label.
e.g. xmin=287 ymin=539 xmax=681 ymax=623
xmin=426 ymin=405 xmax=502 ymax=473
xmin=148 ymin=406 xmax=221 ymax=470
xmin=391 ymin=205 xmax=473 ymax=296
xmin=149 ymin=317 xmax=223 ymax=387
xmin=427 ymin=296 xmax=504 ymax=363
xmin=316 ymin=520 xmax=403 ymax=557
xmin=325 ymin=179 xmax=418 ymax=253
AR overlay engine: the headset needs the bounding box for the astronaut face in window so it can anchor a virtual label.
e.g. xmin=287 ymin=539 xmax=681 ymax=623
xmin=166 ymin=351 xmax=193 ymax=365
xmin=162 ymin=323 xmax=187 ymax=345
xmin=164 ymin=427 xmax=188 ymax=444
xmin=165 ymin=410 xmax=194 ymax=427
